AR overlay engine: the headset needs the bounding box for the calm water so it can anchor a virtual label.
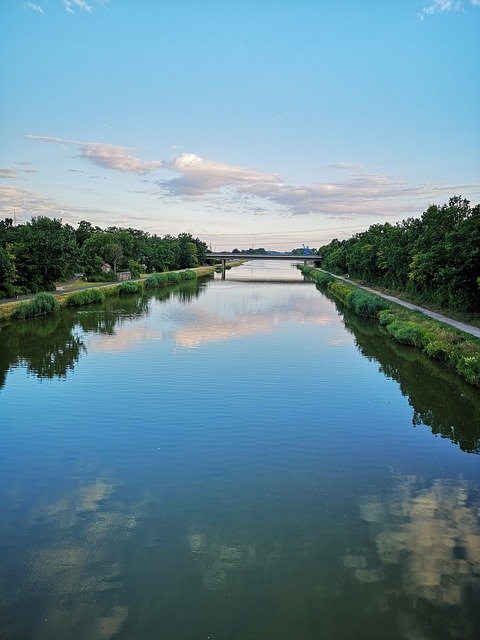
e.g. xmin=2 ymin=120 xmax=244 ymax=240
xmin=0 ymin=261 xmax=479 ymax=640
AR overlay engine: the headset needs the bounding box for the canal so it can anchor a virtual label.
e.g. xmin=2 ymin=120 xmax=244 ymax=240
xmin=0 ymin=260 xmax=479 ymax=640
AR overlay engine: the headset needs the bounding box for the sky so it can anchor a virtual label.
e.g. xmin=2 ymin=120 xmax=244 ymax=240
xmin=0 ymin=0 xmax=479 ymax=250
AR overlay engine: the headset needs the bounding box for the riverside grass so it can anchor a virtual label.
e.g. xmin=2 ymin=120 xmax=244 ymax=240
xmin=300 ymin=265 xmax=480 ymax=387
xmin=2 ymin=267 xmax=214 ymax=323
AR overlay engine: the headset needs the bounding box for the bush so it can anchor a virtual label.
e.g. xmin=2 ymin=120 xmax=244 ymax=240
xmin=42 ymin=282 xmax=57 ymax=292
xmin=117 ymin=280 xmax=143 ymax=295
xmin=12 ymin=292 xmax=59 ymax=319
xmin=64 ymin=288 xmax=105 ymax=306
xmin=454 ymin=351 xmax=480 ymax=386
xmin=386 ymin=320 xmax=430 ymax=347
xmin=3 ymin=283 xmax=16 ymax=298
xmin=423 ymin=339 xmax=454 ymax=363
xmin=0 ymin=290 xmax=5 ymax=299
xmin=346 ymin=289 xmax=390 ymax=318
xmin=327 ymin=280 xmax=353 ymax=303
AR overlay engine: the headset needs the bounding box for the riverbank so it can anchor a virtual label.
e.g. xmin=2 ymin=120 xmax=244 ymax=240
xmin=0 ymin=265 xmax=216 ymax=323
xmin=299 ymin=264 xmax=480 ymax=388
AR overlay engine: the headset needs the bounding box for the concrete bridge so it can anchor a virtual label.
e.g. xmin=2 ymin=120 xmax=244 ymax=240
xmin=205 ymin=252 xmax=320 ymax=278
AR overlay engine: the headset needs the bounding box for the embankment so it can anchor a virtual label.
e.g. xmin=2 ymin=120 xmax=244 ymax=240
xmin=0 ymin=266 xmax=215 ymax=323
xmin=299 ymin=264 xmax=480 ymax=388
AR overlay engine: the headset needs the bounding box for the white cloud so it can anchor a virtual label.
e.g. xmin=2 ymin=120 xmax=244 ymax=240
xmin=25 ymin=2 xmax=44 ymax=13
xmin=470 ymin=0 xmax=480 ymax=5
xmin=327 ymin=162 xmax=365 ymax=170
xmin=419 ymin=0 xmax=463 ymax=20
xmin=27 ymin=135 xmax=163 ymax=174
xmin=63 ymin=0 xmax=93 ymax=13
xmin=159 ymin=152 xmax=470 ymax=217
xmin=161 ymin=153 xmax=279 ymax=196
xmin=26 ymin=134 xmax=479 ymax=219
xmin=0 ymin=166 xmax=39 ymax=180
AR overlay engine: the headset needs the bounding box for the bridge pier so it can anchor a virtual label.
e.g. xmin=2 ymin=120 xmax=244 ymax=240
xmin=222 ymin=259 xmax=226 ymax=280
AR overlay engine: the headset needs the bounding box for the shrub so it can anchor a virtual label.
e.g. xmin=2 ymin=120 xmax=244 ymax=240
xmin=327 ymin=280 xmax=353 ymax=303
xmin=386 ymin=320 xmax=430 ymax=347
xmin=0 ymin=290 xmax=5 ymax=299
xmin=423 ymin=339 xmax=454 ymax=363
xmin=178 ymin=269 xmax=196 ymax=281
xmin=378 ymin=309 xmax=398 ymax=326
xmin=454 ymin=351 xmax=480 ymax=386
xmin=64 ymin=288 xmax=105 ymax=307
xmin=117 ymin=280 xmax=143 ymax=295
xmin=12 ymin=292 xmax=59 ymax=319
xmin=168 ymin=272 xmax=181 ymax=283
xmin=3 ymin=283 xmax=16 ymax=298
xmin=346 ymin=289 xmax=390 ymax=318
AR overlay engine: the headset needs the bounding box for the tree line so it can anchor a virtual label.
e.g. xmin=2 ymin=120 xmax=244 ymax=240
xmin=0 ymin=217 xmax=208 ymax=298
xmin=317 ymin=197 xmax=480 ymax=313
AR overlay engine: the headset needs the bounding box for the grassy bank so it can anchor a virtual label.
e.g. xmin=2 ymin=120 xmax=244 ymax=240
xmin=1 ymin=266 xmax=215 ymax=323
xmin=299 ymin=265 xmax=480 ymax=388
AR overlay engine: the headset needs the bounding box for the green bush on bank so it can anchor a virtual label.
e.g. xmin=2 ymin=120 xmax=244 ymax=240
xmin=12 ymin=292 xmax=59 ymax=319
xmin=145 ymin=270 xmax=197 ymax=289
xmin=300 ymin=265 xmax=480 ymax=387
xmin=117 ymin=280 xmax=144 ymax=296
xmin=64 ymin=288 xmax=105 ymax=306
xmin=345 ymin=288 xmax=390 ymax=318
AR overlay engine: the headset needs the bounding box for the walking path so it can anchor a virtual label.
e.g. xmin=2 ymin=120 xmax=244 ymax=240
xmin=320 ymin=269 xmax=480 ymax=339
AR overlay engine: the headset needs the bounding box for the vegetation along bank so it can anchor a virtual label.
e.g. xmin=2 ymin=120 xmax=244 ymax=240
xmin=0 ymin=266 xmax=215 ymax=324
xmin=299 ymin=264 xmax=480 ymax=388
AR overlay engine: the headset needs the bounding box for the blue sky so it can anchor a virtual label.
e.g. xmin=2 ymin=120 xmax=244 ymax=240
xmin=0 ymin=0 xmax=479 ymax=250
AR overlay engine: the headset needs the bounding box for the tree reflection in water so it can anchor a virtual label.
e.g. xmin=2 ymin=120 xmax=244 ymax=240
xmin=336 ymin=302 xmax=480 ymax=453
xmin=0 ymin=280 xmax=204 ymax=390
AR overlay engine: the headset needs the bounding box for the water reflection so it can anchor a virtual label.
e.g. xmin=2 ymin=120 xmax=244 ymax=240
xmin=343 ymin=473 xmax=480 ymax=639
xmin=0 ymin=472 xmax=143 ymax=640
xmin=0 ymin=281 xmax=204 ymax=389
xmin=336 ymin=303 xmax=480 ymax=453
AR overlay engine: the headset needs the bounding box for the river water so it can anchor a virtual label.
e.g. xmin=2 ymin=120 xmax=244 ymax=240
xmin=0 ymin=260 xmax=479 ymax=640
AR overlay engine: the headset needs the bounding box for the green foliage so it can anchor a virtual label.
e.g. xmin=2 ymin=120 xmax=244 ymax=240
xmin=304 ymin=264 xmax=480 ymax=387
xmin=327 ymin=280 xmax=353 ymax=303
xmin=318 ymin=197 xmax=480 ymax=312
xmin=117 ymin=281 xmax=144 ymax=295
xmin=299 ymin=265 xmax=333 ymax=287
xmin=64 ymin=288 xmax=105 ymax=306
xmin=12 ymin=292 xmax=59 ymax=319
xmin=385 ymin=320 xmax=430 ymax=347
xmin=2 ymin=283 xmax=17 ymax=298
xmin=145 ymin=269 xmax=198 ymax=289
xmin=127 ymin=259 xmax=143 ymax=278
xmin=345 ymin=288 xmax=390 ymax=317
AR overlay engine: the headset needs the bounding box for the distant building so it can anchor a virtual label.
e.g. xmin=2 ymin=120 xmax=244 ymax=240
xmin=117 ymin=271 xmax=132 ymax=281
xmin=101 ymin=263 xmax=112 ymax=273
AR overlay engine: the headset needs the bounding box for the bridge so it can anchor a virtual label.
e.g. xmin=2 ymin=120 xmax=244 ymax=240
xmin=205 ymin=252 xmax=320 ymax=278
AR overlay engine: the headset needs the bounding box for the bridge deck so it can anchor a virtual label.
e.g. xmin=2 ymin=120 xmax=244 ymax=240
xmin=206 ymin=253 xmax=319 ymax=261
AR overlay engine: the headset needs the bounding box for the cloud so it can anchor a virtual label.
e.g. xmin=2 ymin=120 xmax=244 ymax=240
xmin=27 ymin=135 xmax=163 ymax=174
xmin=0 ymin=184 xmax=111 ymax=223
xmin=27 ymin=134 xmax=479 ymax=219
xmin=160 ymin=153 xmax=279 ymax=197
xmin=327 ymin=162 xmax=365 ymax=170
xmin=25 ymin=2 xmax=44 ymax=13
xmin=63 ymin=0 xmax=94 ymax=13
xmin=418 ymin=0 xmax=463 ymax=20
xmin=160 ymin=152 xmax=470 ymax=217
xmin=0 ymin=166 xmax=39 ymax=180
xmin=0 ymin=168 xmax=19 ymax=180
